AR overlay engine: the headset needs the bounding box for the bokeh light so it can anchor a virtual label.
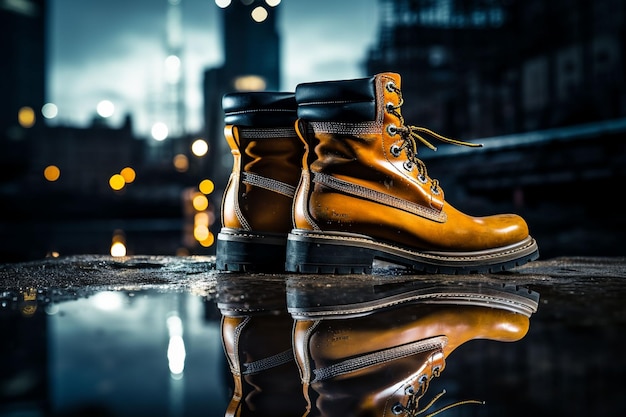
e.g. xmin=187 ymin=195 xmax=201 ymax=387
xmin=42 ymin=103 xmax=58 ymax=119
xmin=192 ymin=193 xmax=209 ymax=211
xmin=120 ymin=167 xmax=136 ymax=183
xmin=111 ymin=229 xmax=127 ymax=257
xmin=97 ymin=100 xmax=115 ymax=118
xmin=109 ymin=173 xmax=125 ymax=191
xmin=251 ymin=6 xmax=268 ymax=22
xmin=234 ymin=75 xmax=266 ymax=91
xmin=193 ymin=224 xmax=210 ymax=241
xmin=18 ymin=107 xmax=35 ymax=128
xmin=191 ymin=139 xmax=208 ymax=156
xmin=173 ymin=154 xmax=189 ymax=172
xmin=194 ymin=211 xmax=209 ymax=226
xmin=199 ymin=179 xmax=214 ymax=194
xmin=215 ymin=0 xmax=231 ymax=8
xmin=43 ymin=165 xmax=61 ymax=182
xmin=110 ymin=241 xmax=127 ymax=257
xmin=198 ymin=232 xmax=215 ymax=247
xmin=151 ymin=122 xmax=168 ymax=141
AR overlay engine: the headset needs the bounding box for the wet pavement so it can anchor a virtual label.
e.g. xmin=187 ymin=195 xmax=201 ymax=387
xmin=1 ymin=255 xmax=625 ymax=416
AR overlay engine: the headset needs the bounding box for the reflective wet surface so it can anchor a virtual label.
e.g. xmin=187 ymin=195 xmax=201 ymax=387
xmin=1 ymin=255 xmax=625 ymax=416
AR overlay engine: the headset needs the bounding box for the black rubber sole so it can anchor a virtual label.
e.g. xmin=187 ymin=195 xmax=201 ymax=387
xmin=216 ymin=228 xmax=288 ymax=272
xmin=285 ymin=229 xmax=539 ymax=275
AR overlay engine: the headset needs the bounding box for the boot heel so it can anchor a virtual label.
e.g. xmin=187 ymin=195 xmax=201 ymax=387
xmin=285 ymin=231 xmax=375 ymax=274
xmin=217 ymin=229 xmax=287 ymax=272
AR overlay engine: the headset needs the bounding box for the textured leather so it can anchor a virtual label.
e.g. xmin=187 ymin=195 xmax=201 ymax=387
xmin=292 ymin=72 xmax=536 ymax=253
xmin=221 ymin=124 xmax=302 ymax=233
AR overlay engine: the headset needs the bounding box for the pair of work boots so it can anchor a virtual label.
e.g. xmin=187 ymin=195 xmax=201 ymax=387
xmin=216 ymin=72 xmax=539 ymax=274
xmin=217 ymin=275 xmax=540 ymax=416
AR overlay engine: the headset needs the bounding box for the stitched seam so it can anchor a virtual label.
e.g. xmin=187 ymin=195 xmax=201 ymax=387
xmin=230 ymin=316 xmax=251 ymax=375
xmin=243 ymin=349 xmax=294 ymax=375
xmin=242 ymin=172 xmax=296 ymax=198
xmin=312 ymin=172 xmax=446 ymax=223
xmin=299 ymin=99 xmax=375 ymax=106
xmin=226 ymin=108 xmax=295 ymax=115
xmin=312 ymin=336 xmax=447 ymax=382
xmin=309 ymin=120 xmax=383 ymax=135
xmin=238 ymin=127 xmax=297 ymax=138
xmin=298 ymin=169 xmax=321 ymax=231
xmin=295 ymin=231 xmax=536 ymax=262
xmin=230 ymin=173 xmax=252 ymax=231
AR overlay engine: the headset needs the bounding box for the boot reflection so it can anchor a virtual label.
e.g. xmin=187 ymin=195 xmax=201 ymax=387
xmin=217 ymin=274 xmax=306 ymax=417
xmin=287 ymin=277 xmax=539 ymax=417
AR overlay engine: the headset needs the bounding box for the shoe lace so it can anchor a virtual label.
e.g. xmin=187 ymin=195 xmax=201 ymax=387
xmin=391 ymin=367 xmax=484 ymax=417
xmin=385 ymin=81 xmax=482 ymax=193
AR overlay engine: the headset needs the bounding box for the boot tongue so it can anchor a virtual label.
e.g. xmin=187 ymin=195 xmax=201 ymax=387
xmin=378 ymin=72 xmax=402 ymax=89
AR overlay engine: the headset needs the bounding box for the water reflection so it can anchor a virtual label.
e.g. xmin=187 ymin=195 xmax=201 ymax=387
xmin=216 ymin=274 xmax=539 ymax=417
xmin=216 ymin=275 xmax=306 ymax=417
xmin=0 ymin=286 xmax=227 ymax=417
xmin=2 ymin=255 xmax=625 ymax=415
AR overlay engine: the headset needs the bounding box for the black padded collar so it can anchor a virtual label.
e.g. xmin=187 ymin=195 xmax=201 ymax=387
xmin=295 ymin=76 xmax=377 ymax=122
xmin=222 ymin=92 xmax=297 ymax=127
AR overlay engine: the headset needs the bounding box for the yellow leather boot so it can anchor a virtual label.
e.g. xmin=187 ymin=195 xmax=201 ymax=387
xmin=287 ymin=72 xmax=539 ymax=274
xmin=288 ymin=277 xmax=539 ymax=416
xmin=217 ymin=92 xmax=302 ymax=272
xmin=218 ymin=275 xmax=306 ymax=416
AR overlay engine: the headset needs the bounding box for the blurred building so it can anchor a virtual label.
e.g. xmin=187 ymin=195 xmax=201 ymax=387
xmin=366 ymin=0 xmax=625 ymax=139
xmin=0 ymin=0 xmax=46 ymax=183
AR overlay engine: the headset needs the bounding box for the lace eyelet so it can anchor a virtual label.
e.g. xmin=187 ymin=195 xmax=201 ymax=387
xmin=418 ymin=374 xmax=429 ymax=384
xmin=391 ymin=403 xmax=404 ymax=415
xmin=386 ymin=124 xmax=398 ymax=136
xmin=386 ymin=81 xmax=396 ymax=92
xmin=390 ymin=144 xmax=402 ymax=157
xmin=433 ymin=365 xmax=442 ymax=376
xmin=403 ymin=160 xmax=414 ymax=171
xmin=404 ymin=385 xmax=415 ymax=395
xmin=386 ymin=102 xmax=396 ymax=112
xmin=417 ymin=174 xmax=427 ymax=184
xmin=431 ymin=186 xmax=440 ymax=195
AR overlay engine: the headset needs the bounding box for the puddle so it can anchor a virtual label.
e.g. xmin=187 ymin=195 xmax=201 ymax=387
xmin=1 ymin=255 xmax=625 ymax=416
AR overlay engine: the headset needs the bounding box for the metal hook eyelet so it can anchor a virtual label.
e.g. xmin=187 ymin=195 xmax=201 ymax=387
xmin=391 ymin=403 xmax=404 ymax=415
